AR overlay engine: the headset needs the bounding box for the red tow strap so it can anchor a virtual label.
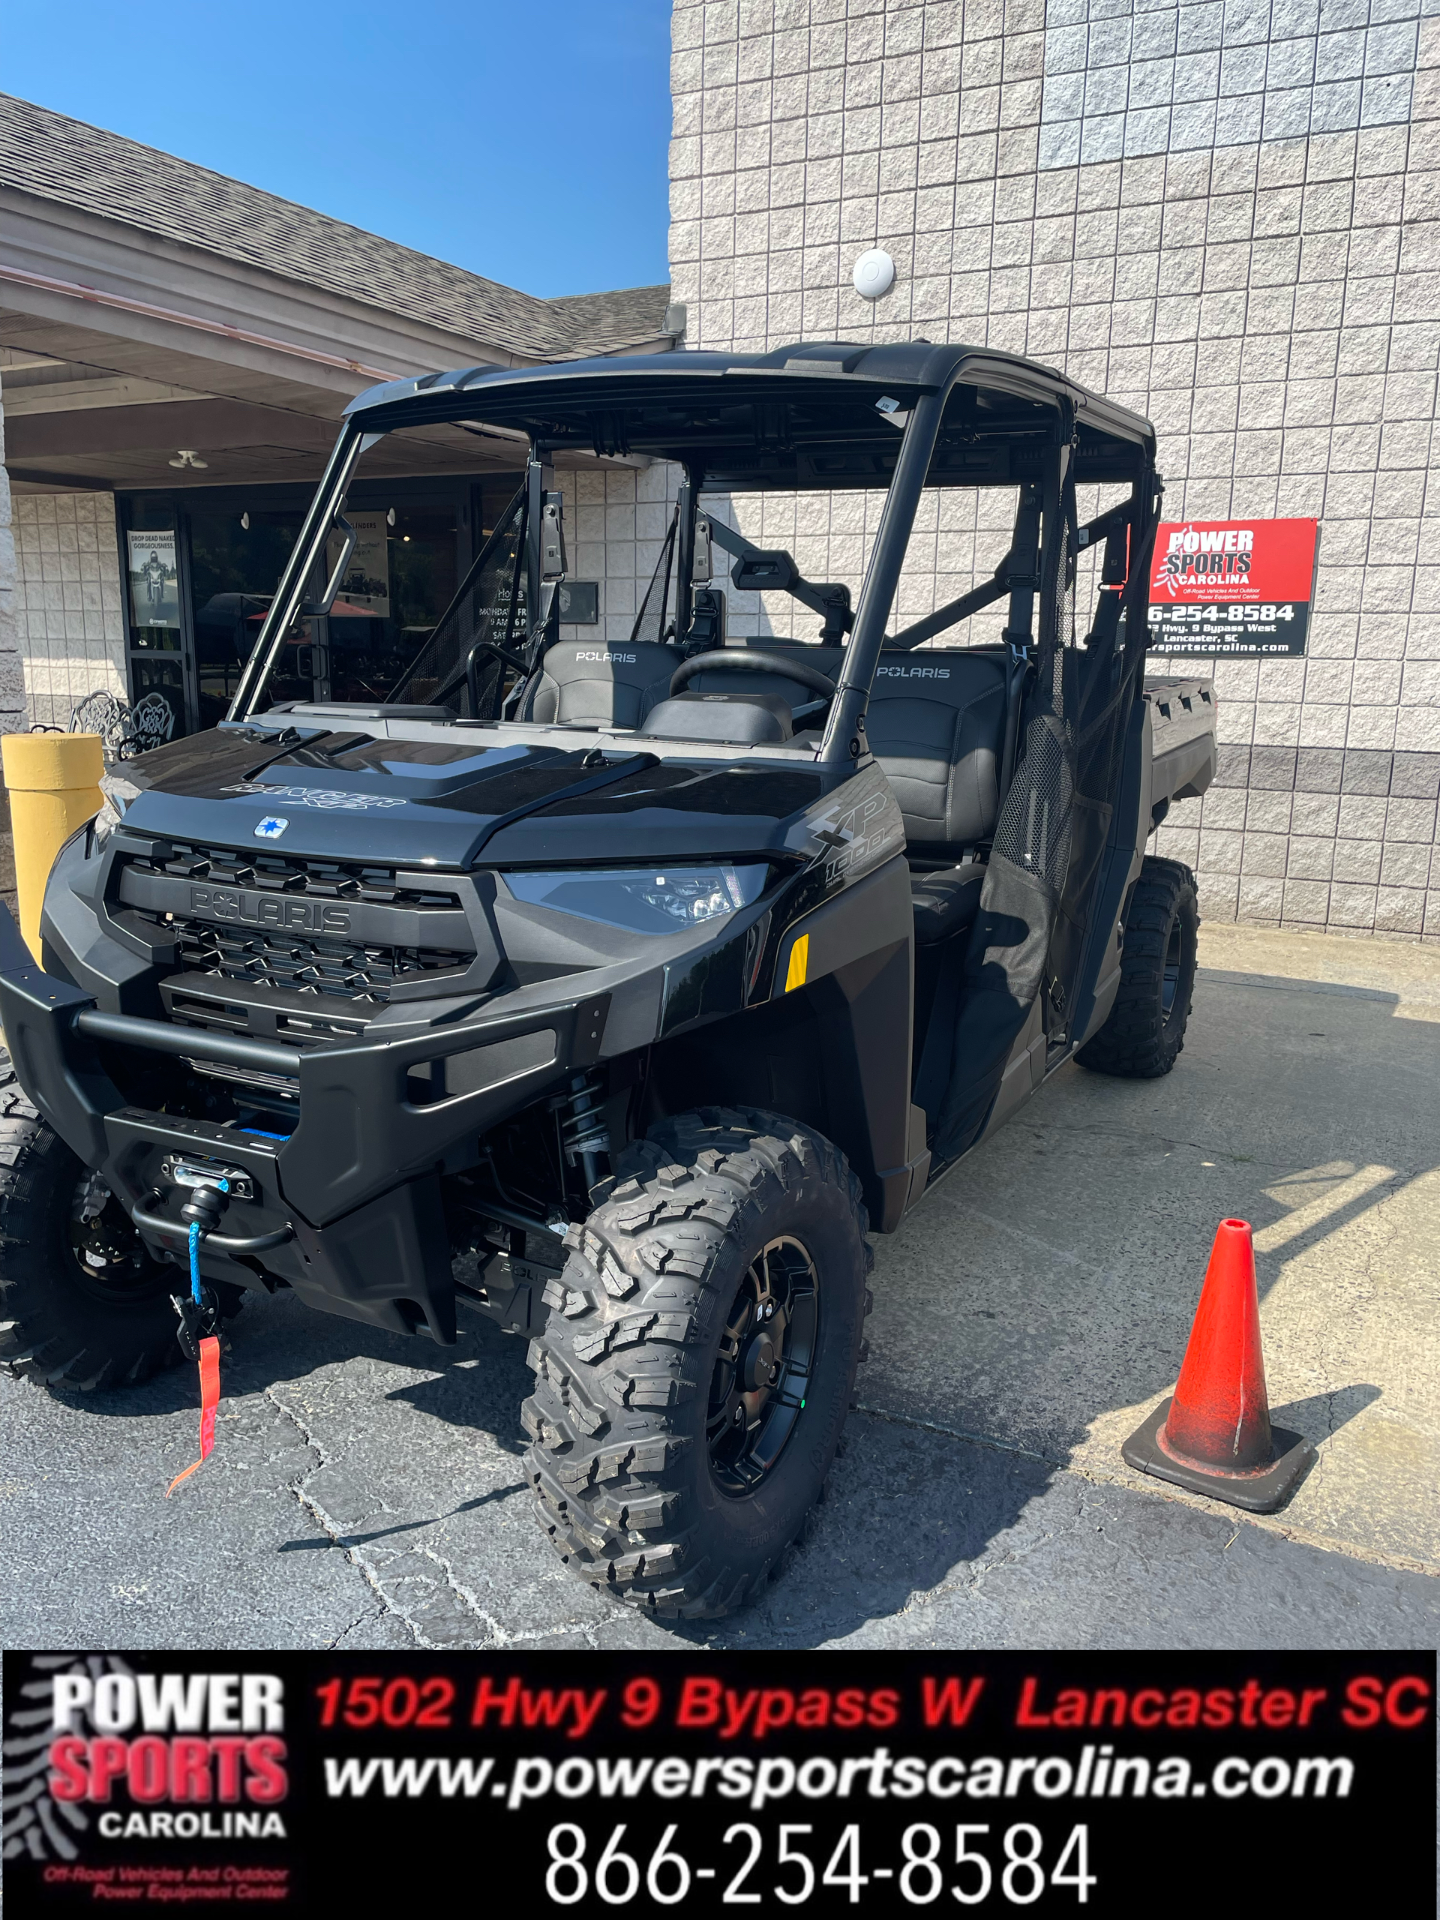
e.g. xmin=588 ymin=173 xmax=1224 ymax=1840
xmin=166 ymin=1335 xmax=221 ymax=1496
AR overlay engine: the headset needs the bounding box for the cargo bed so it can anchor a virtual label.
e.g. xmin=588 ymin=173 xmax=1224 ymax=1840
xmin=1145 ymin=676 xmax=1217 ymax=812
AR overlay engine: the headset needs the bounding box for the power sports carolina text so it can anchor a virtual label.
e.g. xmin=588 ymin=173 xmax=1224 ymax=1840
xmin=46 ymin=1671 xmax=289 ymax=1841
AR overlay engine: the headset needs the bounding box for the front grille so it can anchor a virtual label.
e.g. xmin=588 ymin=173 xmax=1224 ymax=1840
xmin=123 ymin=841 xmax=473 ymax=1006
xmin=139 ymin=842 xmax=456 ymax=908
xmin=170 ymin=921 xmax=463 ymax=1001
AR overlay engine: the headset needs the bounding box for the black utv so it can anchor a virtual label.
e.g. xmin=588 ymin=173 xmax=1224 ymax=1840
xmin=0 ymin=341 xmax=1216 ymax=1618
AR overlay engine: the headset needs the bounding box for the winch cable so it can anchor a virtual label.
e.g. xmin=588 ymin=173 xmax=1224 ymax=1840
xmin=166 ymin=1179 xmax=229 ymax=1497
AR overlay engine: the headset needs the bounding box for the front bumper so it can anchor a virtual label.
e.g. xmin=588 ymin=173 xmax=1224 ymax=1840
xmin=0 ymin=901 xmax=613 ymax=1343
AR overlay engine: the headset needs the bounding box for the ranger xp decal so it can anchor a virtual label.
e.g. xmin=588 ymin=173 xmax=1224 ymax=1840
xmin=224 ymin=784 xmax=408 ymax=812
xmin=807 ymin=778 xmax=905 ymax=888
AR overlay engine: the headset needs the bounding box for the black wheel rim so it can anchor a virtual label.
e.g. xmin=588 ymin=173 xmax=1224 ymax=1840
xmin=1161 ymin=906 xmax=1193 ymax=1035
xmin=706 ymin=1235 xmax=819 ymax=1497
xmin=68 ymin=1175 xmax=166 ymax=1304
xmin=1162 ymin=919 xmax=1182 ymax=1017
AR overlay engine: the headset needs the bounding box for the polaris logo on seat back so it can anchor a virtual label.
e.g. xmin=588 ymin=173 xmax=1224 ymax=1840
xmin=576 ymin=650 xmax=636 ymax=664
xmin=188 ymin=886 xmax=351 ymax=935
xmin=876 ymin=665 xmax=950 ymax=679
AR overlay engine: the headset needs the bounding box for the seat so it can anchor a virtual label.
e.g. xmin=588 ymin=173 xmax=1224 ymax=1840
xmin=866 ymin=651 xmax=1008 ymax=942
xmin=516 ymin=638 xmax=679 ymax=727
xmin=635 ymin=691 xmax=793 ymax=744
xmin=909 ymin=860 xmax=986 ymax=944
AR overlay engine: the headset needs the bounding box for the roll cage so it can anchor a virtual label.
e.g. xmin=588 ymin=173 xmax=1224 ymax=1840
xmin=229 ymin=339 xmax=1160 ymax=764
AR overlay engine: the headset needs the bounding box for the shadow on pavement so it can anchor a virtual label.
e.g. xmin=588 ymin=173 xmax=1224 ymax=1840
xmin=278 ymin=1478 xmax=526 ymax=1553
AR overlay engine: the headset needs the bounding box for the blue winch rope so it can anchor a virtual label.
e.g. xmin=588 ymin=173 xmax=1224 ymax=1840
xmin=188 ymin=1179 xmax=229 ymax=1305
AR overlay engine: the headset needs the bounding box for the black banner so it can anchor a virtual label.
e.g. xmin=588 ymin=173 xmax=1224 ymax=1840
xmin=4 ymin=1651 xmax=1433 ymax=1914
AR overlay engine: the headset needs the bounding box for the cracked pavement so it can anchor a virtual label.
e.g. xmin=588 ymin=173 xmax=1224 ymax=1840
xmin=2 ymin=925 xmax=1437 ymax=1652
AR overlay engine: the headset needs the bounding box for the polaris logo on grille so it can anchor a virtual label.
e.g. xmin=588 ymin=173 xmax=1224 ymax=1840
xmin=188 ymin=886 xmax=351 ymax=934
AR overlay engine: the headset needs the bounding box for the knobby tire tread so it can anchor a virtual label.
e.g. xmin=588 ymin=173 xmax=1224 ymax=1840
xmin=1076 ymin=856 xmax=1199 ymax=1079
xmin=521 ymin=1106 xmax=873 ymax=1620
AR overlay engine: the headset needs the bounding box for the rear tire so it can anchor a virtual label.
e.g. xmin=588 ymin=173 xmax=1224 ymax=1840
xmin=1076 ymin=856 xmax=1199 ymax=1079
xmin=522 ymin=1107 xmax=872 ymax=1619
xmin=0 ymin=1056 xmax=191 ymax=1389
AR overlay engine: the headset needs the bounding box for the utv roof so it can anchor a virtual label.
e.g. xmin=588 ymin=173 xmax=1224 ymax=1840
xmin=344 ymin=340 xmax=1156 ymax=491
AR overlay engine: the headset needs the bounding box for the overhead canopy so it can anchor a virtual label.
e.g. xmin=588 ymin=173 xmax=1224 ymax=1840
xmin=344 ymin=340 xmax=1157 ymax=492
xmin=0 ymin=93 xmax=674 ymax=493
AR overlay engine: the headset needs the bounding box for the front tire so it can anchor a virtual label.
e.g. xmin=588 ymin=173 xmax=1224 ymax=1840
xmin=0 ymin=1057 xmax=186 ymax=1389
xmin=1076 ymin=855 xmax=1199 ymax=1078
xmin=522 ymin=1107 xmax=872 ymax=1619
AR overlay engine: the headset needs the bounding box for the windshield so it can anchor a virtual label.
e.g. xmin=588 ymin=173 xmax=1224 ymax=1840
xmin=387 ymin=482 xmax=527 ymax=709
xmin=231 ymin=403 xmax=1134 ymax=744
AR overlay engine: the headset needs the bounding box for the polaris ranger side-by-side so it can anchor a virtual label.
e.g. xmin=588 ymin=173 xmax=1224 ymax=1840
xmin=0 ymin=342 xmax=1216 ymax=1618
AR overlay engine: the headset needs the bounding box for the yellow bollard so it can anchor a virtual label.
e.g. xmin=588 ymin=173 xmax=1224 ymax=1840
xmin=1 ymin=733 xmax=104 ymax=962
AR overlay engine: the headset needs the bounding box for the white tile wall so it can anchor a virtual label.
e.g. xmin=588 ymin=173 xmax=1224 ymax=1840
xmin=11 ymin=491 xmax=128 ymax=730
xmin=668 ymin=0 xmax=1440 ymax=939
xmin=1040 ymin=0 xmax=1438 ymax=172
xmin=556 ymin=462 xmax=684 ymax=645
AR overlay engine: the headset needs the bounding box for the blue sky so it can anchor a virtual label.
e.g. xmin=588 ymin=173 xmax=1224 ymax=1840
xmin=4 ymin=0 xmax=673 ymax=299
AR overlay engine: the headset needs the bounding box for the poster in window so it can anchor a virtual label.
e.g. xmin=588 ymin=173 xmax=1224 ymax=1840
xmin=126 ymin=530 xmax=180 ymax=629
xmin=1147 ymin=518 xmax=1320 ymax=657
xmin=325 ymin=511 xmax=390 ymax=615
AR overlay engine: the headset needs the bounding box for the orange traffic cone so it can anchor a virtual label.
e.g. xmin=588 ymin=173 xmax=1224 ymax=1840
xmin=1122 ymin=1219 xmax=1314 ymax=1513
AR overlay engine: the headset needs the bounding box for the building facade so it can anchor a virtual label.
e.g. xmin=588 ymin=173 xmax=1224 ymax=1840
xmin=662 ymin=0 xmax=1440 ymax=941
xmin=5 ymin=14 xmax=1440 ymax=943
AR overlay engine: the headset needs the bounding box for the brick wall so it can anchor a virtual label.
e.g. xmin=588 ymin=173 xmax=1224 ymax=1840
xmin=11 ymin=491 xmax=128 ymax=730
xmin=667 ymin=0 xmax=1440 ymax=940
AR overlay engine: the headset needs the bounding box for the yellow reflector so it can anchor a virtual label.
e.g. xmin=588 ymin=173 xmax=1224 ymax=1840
xmin=784 ymin=933 xmax=809 ymax=992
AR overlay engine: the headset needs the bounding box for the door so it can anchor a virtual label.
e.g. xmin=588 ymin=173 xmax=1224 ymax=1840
xmin=120 ymin=501 xmax=192 ymax=743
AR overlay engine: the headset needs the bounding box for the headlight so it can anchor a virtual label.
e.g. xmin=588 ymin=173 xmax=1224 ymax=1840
xmin=92 ymin=772 xmax=143 ymax=848
xmin=505 ymin=864 xmax=767 ymax=935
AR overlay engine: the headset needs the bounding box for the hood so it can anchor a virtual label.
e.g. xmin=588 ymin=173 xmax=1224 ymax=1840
xmin=114 ymin=726 xmax=831 ymax=869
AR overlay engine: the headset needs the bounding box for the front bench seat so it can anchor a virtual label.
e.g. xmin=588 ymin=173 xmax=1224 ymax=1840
xmin=909 ymin=861 xmax=987 ymax=942
xmin=866 ymin=651 xmax=1007 ymax=943
xmin=516 ymin=638 xmax=679 ymax=728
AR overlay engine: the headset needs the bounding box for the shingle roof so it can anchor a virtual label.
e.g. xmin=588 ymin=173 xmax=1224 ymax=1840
xmin=0 ymin=93 xmax=671 ymax=362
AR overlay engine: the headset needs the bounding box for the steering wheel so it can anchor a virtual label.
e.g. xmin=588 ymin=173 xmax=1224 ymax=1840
xmin=669 ymin=650 xmax=840 ymax=709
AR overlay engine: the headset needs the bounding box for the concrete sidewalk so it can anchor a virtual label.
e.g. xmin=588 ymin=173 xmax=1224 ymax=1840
xmin=1 ymin=922 xmax=1437 ymax=1650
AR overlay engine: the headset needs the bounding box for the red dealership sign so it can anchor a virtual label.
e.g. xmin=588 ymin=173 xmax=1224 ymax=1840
xmin=1147 ymin=518 xmax=1320 ymax=656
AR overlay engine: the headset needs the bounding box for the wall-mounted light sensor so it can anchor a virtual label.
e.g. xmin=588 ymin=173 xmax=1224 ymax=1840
xmin=240 ymin=511 xmax=250 ymax=530
xmin=387 ymin=508 xmax=396 ymax=527
xmin=852 ymin=249 xmax=896 ymax=302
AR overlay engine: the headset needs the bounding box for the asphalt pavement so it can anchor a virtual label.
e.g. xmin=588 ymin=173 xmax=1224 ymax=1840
xmin=2 ymin=925 xmax=1437 ymax=1652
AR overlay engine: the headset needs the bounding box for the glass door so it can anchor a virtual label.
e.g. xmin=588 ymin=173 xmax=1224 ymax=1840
xmin=121 ymin=500 xmax=192 ymax=743
xmin=188 ymin=498 xmax=463 ymax=715
xmin=188 ymin=504 xmax=312 ymax=728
